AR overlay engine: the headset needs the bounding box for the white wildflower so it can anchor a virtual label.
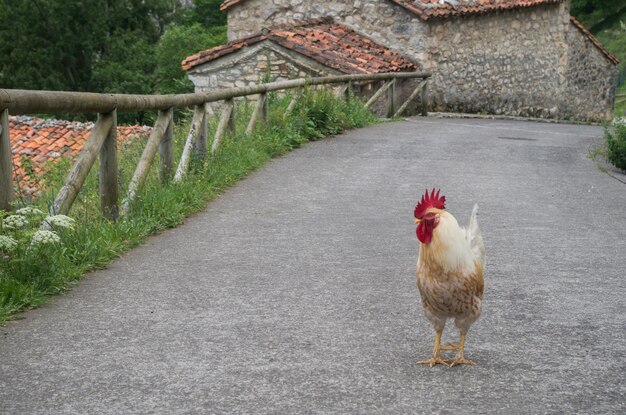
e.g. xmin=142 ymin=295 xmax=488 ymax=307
xmin=16 ymin=207 xmax=44 ymax=216
xmin=30 ymin=230 xmax=61 ymax=246
xmin=44 ymin=215 xmax=75 ymax=230
xmin=0 ymin=235 xmax=17 ymax=251
xmin=3 ymin=215 xmax=28 ymax=230
xmin=612 ymin=117 xmax=626 ymax=127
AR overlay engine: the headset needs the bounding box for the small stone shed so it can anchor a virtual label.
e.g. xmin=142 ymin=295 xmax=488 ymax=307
xmin=182 ymin=18 xmax=423 ymax=115
xmin=184 ymin=0 xmax=619 ymax=121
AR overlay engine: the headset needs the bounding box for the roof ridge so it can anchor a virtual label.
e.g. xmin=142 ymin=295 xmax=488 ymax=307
xmin=389 ymin=0 xmax=565 ymax=20
xmin=221 ymin=0 xmax=566 ymax=19
xmin=265 ymin=16 xmax=334 ymax=32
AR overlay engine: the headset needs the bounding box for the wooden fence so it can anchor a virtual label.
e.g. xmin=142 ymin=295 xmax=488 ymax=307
xmin=0 ymin=72 xmax=431 ymax=217
xmin=616 ymin=93 xmax=626 ymax=106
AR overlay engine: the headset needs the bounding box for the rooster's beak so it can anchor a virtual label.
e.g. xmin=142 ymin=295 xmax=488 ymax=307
xmin=414 ymin=218 xmax=421 ymax=224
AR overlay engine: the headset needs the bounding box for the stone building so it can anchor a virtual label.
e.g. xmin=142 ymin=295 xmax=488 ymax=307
xmin=183 ymin=0 xmax=619 ymax=121
xmin=182 ymin=17 xmax=422 ymax=115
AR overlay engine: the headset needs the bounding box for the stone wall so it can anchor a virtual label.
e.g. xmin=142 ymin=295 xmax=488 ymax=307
xmin=424 ymin=4 xmax=565 ymax=118
xmin=561 ymin=22 xmax=618 ymax=121
xmin=187 ymin=43 xmax=332 ymax=94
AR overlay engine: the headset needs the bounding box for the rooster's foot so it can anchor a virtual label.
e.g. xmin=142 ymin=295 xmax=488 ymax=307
xmin=416 ymin=355 xmax=450 ymax=367
xmin=440 ymin=342 xmax=461 ymax=351
xmin=449 ymin=357 xmax=475 ymax=367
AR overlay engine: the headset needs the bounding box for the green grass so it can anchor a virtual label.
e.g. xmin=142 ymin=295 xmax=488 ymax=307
xmin=0 ymin=88 xmax=377 ymax=323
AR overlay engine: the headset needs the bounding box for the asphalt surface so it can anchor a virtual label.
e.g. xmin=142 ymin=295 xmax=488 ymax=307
xmin=1 ymin=117 xmax=625 ymax=414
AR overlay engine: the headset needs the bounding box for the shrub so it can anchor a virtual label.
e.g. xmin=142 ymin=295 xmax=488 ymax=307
xmin=606 ymin=118 xmax=626 ymax=171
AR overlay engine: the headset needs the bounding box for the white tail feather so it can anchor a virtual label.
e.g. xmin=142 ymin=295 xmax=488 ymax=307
xmin=465 ymin=203 xmax=486 ymax=267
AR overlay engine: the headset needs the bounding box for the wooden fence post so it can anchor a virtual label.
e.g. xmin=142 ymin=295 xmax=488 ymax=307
xmin=212 ymin=99 xmax=235 ymax=153
xmin=285 ymin=93 xmax=298 ymax=115
xmin=99 ymin=109 xmax=118 ymax=220
xmin=53 ymin=113 xmax=115 ymax=215
xmin=421 ymin=80 xmax=429 ymax=117
xmin=195 ymin=103 xmax=208 ymax=158
xmin=0 ymin=109 xmax=12 ymax=211
xmin=262 ymin=93 xmax=269 ymax=122
xmin=335 ymin=83 xmax=351 ymax=101
xmin=227 ymin=98 xmax=236 ymax=134
xmin=121 ymin=107 xmax=173 ymax=216
xmin=365 ymin=80 xmax=394 ymax=110
xmin=394 ymin=79 xmax=428 ymax=118
xmin=246 ymin=94 xmax=267 ymax=135
xmin=159 ymin=108 xmax=174 ymax=183
xmin=386 ymin=79 xmax=396 ymax=118
xmin=174 ymin=105 xmax=205 ymax=182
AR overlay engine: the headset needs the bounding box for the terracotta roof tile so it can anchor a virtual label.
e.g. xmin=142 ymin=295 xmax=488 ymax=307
xmin=8 ymin=116 xmax=151 ymax=196
xmin=182 ymin=18 xmax=417 ymax=74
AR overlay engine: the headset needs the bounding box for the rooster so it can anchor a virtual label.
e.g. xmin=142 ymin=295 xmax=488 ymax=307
xmin=413 ymin=189 xmax=485 ymax=367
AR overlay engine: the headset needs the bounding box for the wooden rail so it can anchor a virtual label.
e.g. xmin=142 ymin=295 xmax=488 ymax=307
xmin=0 ymin=72 xmax=431 ymax=214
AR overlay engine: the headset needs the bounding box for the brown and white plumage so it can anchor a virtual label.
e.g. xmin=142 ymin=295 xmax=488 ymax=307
xmin=414 ymin=189 xmax=485 ymax=367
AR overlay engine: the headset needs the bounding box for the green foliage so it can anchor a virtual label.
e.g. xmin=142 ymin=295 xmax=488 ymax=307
xmin=0 ymin=90 xmax=377 ymax=323
xmin=605 ymin=120 xmax=626 ymax=171
xmin=155 ymin=24 xmax=226 ymax=94
xmin=594 ymin=14 xmax=626 ymax=72
xmin=0 ymin=0 xmax=176 ymax=92
xmin=571 ymin=0 xmax=626 ymax=31
xmin=0 ymin=0 xmax=227 ymax=122
xmin=176 ymin=0 xmax=226 ymax=27
xmin=289 ymin=87 xmax=377 ymax=140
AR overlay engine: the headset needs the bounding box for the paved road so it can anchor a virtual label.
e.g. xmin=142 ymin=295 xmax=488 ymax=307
xmin=1 ymin=117 xmax=625 ymax=414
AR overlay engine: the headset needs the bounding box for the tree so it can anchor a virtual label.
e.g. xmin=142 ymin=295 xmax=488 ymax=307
xmin=155 ymin=24 xmax=226 ymax=94
xmin=154 ymin=0 xmax=226 ymax=94
xmin=571 ymin=0 xmax=626 ymax=31
xmin=177 ymin=0 xmax=226 ymax=28
xmin=0 ymin=0 xmax=177 ymax=93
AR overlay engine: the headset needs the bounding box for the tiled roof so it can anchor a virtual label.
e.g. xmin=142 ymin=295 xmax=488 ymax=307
xmin=389 ymin=0 xmax=564 ymax=20
xmin=221 ymin=0 xmax=564 ymax=18
xmin=9 ymin=116 xmax=150 ymax=195
xmin=569 ymin=16 xmax=619 ymax=65
xmin=182 ymin=18 xmax=417 ymax=74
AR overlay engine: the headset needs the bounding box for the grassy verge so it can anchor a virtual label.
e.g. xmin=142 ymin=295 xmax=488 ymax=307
xmin=0 ymin=88 xmax=377 ymax=323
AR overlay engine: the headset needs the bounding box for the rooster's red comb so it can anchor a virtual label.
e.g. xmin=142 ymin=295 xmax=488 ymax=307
xmin=414 ymin=188 xmax=446 ymax=219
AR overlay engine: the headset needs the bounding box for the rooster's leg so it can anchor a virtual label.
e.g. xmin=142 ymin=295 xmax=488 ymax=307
xmin=417 ymin=330 xmax=449 ymax=367
xmin=440 ymin=342 xmax=461 ymax=351
xmin=449 ymin=333 xmax=475 ymax=367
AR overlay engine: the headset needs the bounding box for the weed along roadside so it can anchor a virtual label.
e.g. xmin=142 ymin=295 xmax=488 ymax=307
xmin=0 ymin=86 xmax=390 ymax=324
